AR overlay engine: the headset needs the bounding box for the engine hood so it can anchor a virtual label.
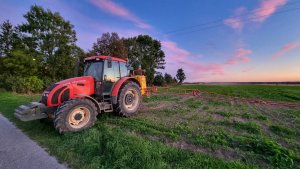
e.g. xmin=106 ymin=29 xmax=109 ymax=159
xmin=42 ymin=76 xmax=95 ymax=107
xmin=56 ymin=76 xmax=94 ymax=86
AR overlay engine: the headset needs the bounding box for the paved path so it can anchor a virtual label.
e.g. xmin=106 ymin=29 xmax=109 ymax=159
xmin=0 ymin=114 xmax=67 ymax=169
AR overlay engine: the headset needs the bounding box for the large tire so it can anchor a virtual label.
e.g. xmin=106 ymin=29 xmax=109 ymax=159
xmin=114 ymin=82 xmax=142 ymax=117
xmin=54 ymin=99 xmax=97 ymax=133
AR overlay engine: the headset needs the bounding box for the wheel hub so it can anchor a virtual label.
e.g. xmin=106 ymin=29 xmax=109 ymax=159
xmin=125 ymin=93 xmax=134 ymax=105
xmin=123 ymin=89 xmax=139 ymax=111
xmin=68 ymin=107 xmax=91 ymax=129
xmin=74 ymin=113 xmax=83 ymax=121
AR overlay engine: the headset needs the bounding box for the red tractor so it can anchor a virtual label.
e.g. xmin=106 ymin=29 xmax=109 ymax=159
xmin=15 ymin=56 xmax=147 ymax=133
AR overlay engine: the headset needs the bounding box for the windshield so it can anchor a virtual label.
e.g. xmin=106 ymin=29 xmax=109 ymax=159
xmin=84 ymin=61 xmax=104 ymax=81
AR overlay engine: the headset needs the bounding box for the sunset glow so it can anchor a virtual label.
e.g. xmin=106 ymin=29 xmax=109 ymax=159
xmin=1 ymin=0 xmax=299 ymax=82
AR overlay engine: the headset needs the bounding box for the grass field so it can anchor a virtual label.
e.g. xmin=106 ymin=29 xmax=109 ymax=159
xmin=165 ymin=85 xmax=300 ymax=103
xmin=0 ymin=85 xmax=300 ymax=169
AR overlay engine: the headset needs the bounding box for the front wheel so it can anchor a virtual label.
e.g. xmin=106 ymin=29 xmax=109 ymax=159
xmin=54 ymin=99 xmax=97 ymax=133
xmin=114 ymin=82 xmax=142 ymax=117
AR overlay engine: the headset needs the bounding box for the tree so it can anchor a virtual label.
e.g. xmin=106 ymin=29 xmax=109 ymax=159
xmin=92 ymin=32 xmax=127 ymax=59
xmin=164 ymin=73 xmax=173 ymax=85
xmin=72 ymin=46 xmax=86 ymax=77
xmin=153 ymin=72 xmax=165 ymax=86
xmin=176 ymin=68 xmax=186 ymax=84
xmin=124 ymin=35 xmax=165 ymax=84
xmin=1 ymin=49 xmax=38 ymax=76
xmin=0 ymin=49 xmax=43 ymax=93
xmin=19 ymin=5 xmax=79 ymax=81
xmin=0 ymin=20 xmax=14 ymax=57
xmin=173 ymin=77 xmax=178 ymax=84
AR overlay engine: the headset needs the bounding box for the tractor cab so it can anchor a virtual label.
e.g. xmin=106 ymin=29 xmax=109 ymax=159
xmin=84 ymin=56 xmax=146 ymax=97
xmin=84 ymin=56 xmax=129 ymax=97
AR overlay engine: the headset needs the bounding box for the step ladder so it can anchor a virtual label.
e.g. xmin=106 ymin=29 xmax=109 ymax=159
xmin=101 ymin=95 xmax=113 ymax=112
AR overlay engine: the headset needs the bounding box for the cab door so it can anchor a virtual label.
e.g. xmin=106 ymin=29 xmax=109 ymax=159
xmin=102 ymin=60 xmax=120 ymax=95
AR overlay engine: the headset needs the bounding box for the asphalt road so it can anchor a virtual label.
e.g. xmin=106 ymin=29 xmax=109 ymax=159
xmin=0 ymin=114 xmax=67 ymax=169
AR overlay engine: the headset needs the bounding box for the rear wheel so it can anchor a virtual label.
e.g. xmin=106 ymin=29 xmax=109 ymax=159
xmin=54 ymin=99 xmax=97 ymax=133
xmin=114 ymin=82 xmax=141 ymax=117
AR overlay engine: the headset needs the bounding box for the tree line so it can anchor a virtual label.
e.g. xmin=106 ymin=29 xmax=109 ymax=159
xmin=0 ymin=5 xmax=186 ymax=93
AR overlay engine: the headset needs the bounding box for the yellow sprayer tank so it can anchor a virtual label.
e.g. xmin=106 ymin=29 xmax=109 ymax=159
xmin=134 ymin=75 xmax=147 ymax=96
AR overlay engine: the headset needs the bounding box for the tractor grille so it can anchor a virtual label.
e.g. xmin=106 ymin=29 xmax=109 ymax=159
xmin=51 ymin=86 xmax=67 ymax=104
xmin=60 ymin=89 xmax=70 ymax=103
xmin=41 ymin=84 xmax=59 ymax=106
xmin=41 ymin=95 xmax=48 ymax=105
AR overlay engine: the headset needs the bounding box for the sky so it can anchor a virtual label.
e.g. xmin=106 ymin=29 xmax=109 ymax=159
xmin=1 ymin=0 xmax=300 ymax=82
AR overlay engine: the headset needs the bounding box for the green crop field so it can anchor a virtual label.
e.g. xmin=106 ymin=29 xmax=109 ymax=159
xmin=0 ymin=85 xmax=300 ymax=169
xmin=159 ymin=84 xmax=300 ymax=103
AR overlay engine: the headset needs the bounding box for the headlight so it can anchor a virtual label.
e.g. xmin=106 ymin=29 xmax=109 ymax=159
xmin=43 ymin=92 xmax=49 ymax=97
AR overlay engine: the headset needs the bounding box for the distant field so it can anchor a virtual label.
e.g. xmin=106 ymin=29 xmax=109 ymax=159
xmin=165 ymin=85 xmax=300 ymax=103
xmin=0 ymin=85 xmax=300 ymax=169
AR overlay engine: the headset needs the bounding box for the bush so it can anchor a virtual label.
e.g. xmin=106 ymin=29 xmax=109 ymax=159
xmin=153 ymin=73 xmax=165 ymax=86
xmin=24 ymin=76 xmax=44 ymax=93
xmin=2 ymin=75 xmax=44 ymax=93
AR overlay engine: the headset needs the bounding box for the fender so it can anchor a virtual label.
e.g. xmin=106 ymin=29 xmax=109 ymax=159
xmin=76 ymin=94 xmax=101 ymax=114
xmin=111 ymin=77 xmax=141 ymax=104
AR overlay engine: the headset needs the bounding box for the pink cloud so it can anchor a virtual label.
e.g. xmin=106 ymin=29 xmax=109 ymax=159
xmin=235 ymin=48 xmax=252 ymax=57
xmin=226 ymin=48 xmax=252 ymax=65
xmin=161 ymin=41 xmax=226 ymax=79
xmin=224 ymin=18 xmax=243 ymax=30
xmin=226 ymin=59 xmax=238 ymax=65
xmin=90 ymin=0 xmax=151 ymax=29
xmin=239 ymin=56 xmax=251 ymax=62
xmin=250 ymin=0 xmax=287 ymax=22
xmin=272 ymin=41 xmax=300 ymax=60
xmin=161 ymin=41 xmax=190 ymax=63
xmin=224 ymin=7 xmax=246 ymax=30
xmin=162 ymin=41 xmax=254 ymax=81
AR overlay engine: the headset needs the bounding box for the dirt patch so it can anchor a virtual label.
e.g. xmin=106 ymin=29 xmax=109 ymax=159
xmin=166 ymin=139 xmax=244 ymax=161
xmin=210 ymin=113 xmax=225 ymax=121
xmin=178 ymin=96 xmax=195 ymax=103
xmin=232 ymin=116 xmax=246 ymax=122
xmin=142 ymin=101 xmax=174 ymax=110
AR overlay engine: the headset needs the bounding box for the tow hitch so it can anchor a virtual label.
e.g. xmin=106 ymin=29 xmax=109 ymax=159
xmin=14 ymin=102 xmax=48 ymax=121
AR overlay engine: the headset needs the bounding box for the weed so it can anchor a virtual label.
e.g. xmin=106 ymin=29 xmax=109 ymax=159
xmin=255 ymin=114 xmax=267 ymax=121
xmin=183 ymin=98 xmax=203 ymax=109
xmin=219 ymin=121 xmax=261 ymax=134
xmin=202 ymin=105 xmax=209 ymax=110
xmin=241 ymin=113 xmax=267 ymax=121
xmin=284 ymin=109 xmax=300 ymax=118
xmin=215 ymin=111 xmax=235 ymax=117
xmin=191 ymin=131 xmax=229 ymax=149
xmin=189 ymin=114 xmax=199 ymax=121
xmin=208 ymin=99 xmax=231 ymax=107
xmin=242 ymin=113 xmax=251 ymax=119
xmin=143 ymin=94 xmax=180 ymax=103
xmin=269 ymin=125 xmax=296 ymax=137
xmin=229 ymin=135 xmax=299 ymax=168
xmin=107 ymin=118 xmax=180 ymax=140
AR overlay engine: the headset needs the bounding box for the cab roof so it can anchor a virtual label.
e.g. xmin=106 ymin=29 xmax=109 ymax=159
xmin=84 ymin=56 xmax=127 ymax=63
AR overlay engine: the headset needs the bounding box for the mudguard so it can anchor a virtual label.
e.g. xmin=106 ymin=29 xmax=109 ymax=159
xmin=110 ymin=77 xmax=141 ymax=104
